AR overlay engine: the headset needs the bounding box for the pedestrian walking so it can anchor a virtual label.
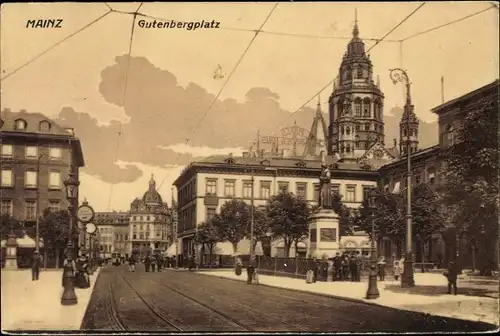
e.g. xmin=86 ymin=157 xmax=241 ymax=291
xmin=128 ymin=255 xmax=136 ymax=272
xmin=156 ymin=254 xmax=162 ymax=272
xmin=444 ymin=261 xmax=458 ymax=295
xmin=31 ymin=251 xmax=42 ymax=281
xmin=377 ymin=257 xmax=387 ymax=281
xmin=333 ymin=253 xmax=342 ymax=281
xmin=144 ymin=255 xmax=151 ymax=272
xmin=246 ymin=257 xmax=257 ymax=284
xmin=151 ymin=254 xmax=157 ymax=272
xmin=349 ymin=255 xmax=357 ymax=282
xmin=393 ymin=261 xmax=402 ymax=281
xmin=355 ymin=253 xmax=363 ymax=282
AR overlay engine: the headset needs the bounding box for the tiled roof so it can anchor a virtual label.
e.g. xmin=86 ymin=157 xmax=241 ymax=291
xmin=0 ymin=109 xmax=75 ymax=136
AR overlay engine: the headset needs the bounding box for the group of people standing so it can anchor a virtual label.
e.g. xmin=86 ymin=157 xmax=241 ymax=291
xmin=313 ymin=252 xmax=365 ymax=282
xmin=127 ymin=253 xmax=179 ymax=272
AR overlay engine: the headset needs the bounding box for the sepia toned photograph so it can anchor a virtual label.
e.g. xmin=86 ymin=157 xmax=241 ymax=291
xmin=0 ymin=1 xmax=498 ymax=333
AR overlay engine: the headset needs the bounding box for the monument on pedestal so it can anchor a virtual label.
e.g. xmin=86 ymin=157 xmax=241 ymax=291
xmin=307 ymin=152 xmax=340 ymax=259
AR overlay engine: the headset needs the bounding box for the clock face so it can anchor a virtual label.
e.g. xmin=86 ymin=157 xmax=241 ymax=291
xmin=77 ymin=204 xmax=95 ymax=223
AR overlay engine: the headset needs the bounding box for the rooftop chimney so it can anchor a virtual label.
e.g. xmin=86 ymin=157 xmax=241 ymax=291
xmin=393 ymin=138 xmax=397 ymax=148
xmin=19 ymin=109 xmax=27 ymax=113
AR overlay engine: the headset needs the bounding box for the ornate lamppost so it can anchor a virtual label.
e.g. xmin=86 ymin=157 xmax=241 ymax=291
xmin=366 ymin=191 xmax=379 ymax=300
xmin=61 ymin=165 xmax=79 ymax=306
xmin=389 ymin=68 xmax=415 ymax=288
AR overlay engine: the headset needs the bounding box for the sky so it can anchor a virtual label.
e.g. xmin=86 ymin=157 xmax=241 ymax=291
xmin=1 ymin=2 xmax=498 ymax=212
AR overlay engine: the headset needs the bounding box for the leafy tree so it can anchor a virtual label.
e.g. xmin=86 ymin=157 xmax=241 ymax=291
xmin=212 ymin=199 xmax=249 ymax=254
xmin=35 ymin=209 xmax=72 ymax=268
xmin=266 ymin=191 xmax=310 ymax=257
xmin=354 ymin=189 xmax=405 ymax=254
xmin=0 ymin=214 xmax=25 ymax=239
xmin=244 ymin=207 xmax=271 ymax=253
xmin=194 ymin=220 xmax=221 ymax=265
xmin=411 ymin=183 xmax=444 ymax=261
xmin=440 ymin=96 xmax=499 ymax=274
xmin=331 ymin=192 xmax=354 ymax=236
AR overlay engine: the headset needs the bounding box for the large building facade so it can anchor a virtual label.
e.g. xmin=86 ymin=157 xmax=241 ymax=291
xmin=0 ymin=109 xmax=85 ymax=267
xmin=173 ymin=154 xmax=380 ymax=260
xmin=129 ymin=176 xmax=172 ymax=258
xmin=93 ymin=211 xmax=130 ymax=259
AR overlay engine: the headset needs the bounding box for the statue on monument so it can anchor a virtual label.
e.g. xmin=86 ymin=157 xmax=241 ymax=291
xmin=318 ymin=151 xmax=332 ymax=210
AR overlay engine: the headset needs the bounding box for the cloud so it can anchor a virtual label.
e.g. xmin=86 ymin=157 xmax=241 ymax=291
xmin=55 ymin=55 xmax=438 ymax=185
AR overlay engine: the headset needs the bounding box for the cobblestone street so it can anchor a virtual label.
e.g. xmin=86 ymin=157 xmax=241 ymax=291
xmin=80 ymin=267 xmax=496 ymax=332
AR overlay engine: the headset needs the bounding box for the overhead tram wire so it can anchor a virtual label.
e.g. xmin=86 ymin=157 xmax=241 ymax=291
xmin=106 ymin=3 xmax=143 ymax=211
xmin=155 ymin=2 xmax=280 ymax=192
xmin=268 ymin=2 xmax=426 ymax=135
xmin=0 ymin=8 xmax=113 ymax=82
xmin=400 ymin=4 xmax=497 ymax=41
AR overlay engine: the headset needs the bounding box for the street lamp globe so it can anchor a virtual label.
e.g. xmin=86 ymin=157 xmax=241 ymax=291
xmin=64 ymin=172 xmax=80 ymax=199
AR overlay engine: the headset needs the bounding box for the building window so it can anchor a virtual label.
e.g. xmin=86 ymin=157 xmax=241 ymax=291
xmin=1 ymin=200 xmax=12 ymax=216
xmin=15 ymin=119 xmax=27 ymax=130
xmin=260 ymin=181 xmax=271 ymax=199
xmin=26 ymin=145 xmax=38 ymax=158
xmin=445 ymin=125 xmax=455 ymax=147
xmin=224 ymin=180 xmax=235 ymax=197
xmin=39 ymin=120 xmax=51 ymax=132
xmin=147 ymin=216 xmax=150 ymax=221
xmin=243 ymin=180 xmax=253 ymax=198
xmin=354 ymin=99 xmax=362 ymax=117
xmin=363 ymin=98 xmax=371 ymax=117
xmin=278 ymin=182 xmax=289 ymax=193
xmin=356 ymin=65 xmax=363 ymax=78
xmin=415 ymin=174 xmax=421 ymax=185
xmin=206 ymin=179 xmax=217 ymax=196
xmin=1 ymin=169 xmax=13 ymax=187
xmin=1 ymin=144 xmax=13 ymax=157
xmin=49 ymin=200 xmax=61 ymax=212
xmin=331 ymin=184 xmax=340 ymax=197
xmin=345 ymin=185 xmax=356 ymax=202
xmin=296 ymin=182 xmax=307 ymax=199
xmin=364 ymin=123 xmax=370 ymax=131
xmin=206 ymin=207 xmax=216 ymax=221
xmin=25 ymin=170 xmax=37 ymax=188
xmin=362 ymin=186 xmax=372 ymax=202
xmin=49 ymin=171 xmax=61 ymax=189
xmin=49 ymin=147 xmax=62 ymax=159
xmin=25 ymin=200 xmax=37 ymax=220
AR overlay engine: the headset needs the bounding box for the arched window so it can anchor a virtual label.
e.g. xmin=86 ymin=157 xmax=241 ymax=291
xmin=356 ymin=65 xmax=363 ymax=79
xmin=346 ymin=66 xmax=352 ymax=80
xmin=445 ymin=125 xmax=454 ymax=147
xmin=363 ymin=98 xmax=371 ymax=117
xmin=346 ymin=127 xmax=351 ymax=135
xmin=354 ymin=98 xmax=362 ymax=116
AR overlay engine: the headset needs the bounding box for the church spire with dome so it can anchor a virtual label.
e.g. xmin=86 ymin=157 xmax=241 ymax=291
xmin=328 ymin=11 xmax=385 ymax=158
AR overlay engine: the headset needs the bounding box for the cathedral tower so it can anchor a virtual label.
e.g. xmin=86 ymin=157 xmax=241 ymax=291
xmin=399 ymin=89 xmax=419 ymax=155
xmin=328 ymin=11 xmax=385 ymax=158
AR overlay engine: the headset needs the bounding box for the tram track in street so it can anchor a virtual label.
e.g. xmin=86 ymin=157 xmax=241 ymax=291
xmin=150 ymin=274 xmax=311 ymax=332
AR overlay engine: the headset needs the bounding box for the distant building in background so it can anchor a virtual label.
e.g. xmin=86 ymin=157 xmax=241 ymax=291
xmin=129 ymin=176 xmax=172 ymax=259
xmin=0 ymin=108 xmax=84 ymax=268
xmin=93 ymin=211 xmax=130 ymax=259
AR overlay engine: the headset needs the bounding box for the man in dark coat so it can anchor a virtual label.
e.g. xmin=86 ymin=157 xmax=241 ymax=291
xmin=446 ymin=261 xmax=458 ymax=295
xmin=333 ymin=253 xmax=342 ymax=281
xmin=349 ymin=255 xmax=357 ymax=282
xmin=246 ymin=258 xmax=257 ymax=284
xmin=144 ymin=254 xmax=151 ymax=272
xmin=31 ymin=251 xmax=42 ymax=281
xmin=151 ymin=254 xmax=157 ymax=272
xmin=156 ymin=254 xmax=162 ymax=272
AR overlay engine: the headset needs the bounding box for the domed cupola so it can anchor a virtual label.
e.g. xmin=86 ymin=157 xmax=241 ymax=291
xmin=142 ymin=174 xmax=163 ymax=205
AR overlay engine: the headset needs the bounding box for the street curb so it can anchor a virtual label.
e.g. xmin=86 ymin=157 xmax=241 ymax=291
xmin=196 ymin=272 xmax=499 ymax=327
xmin=78 ymin=267 xmax=102 ymax=330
